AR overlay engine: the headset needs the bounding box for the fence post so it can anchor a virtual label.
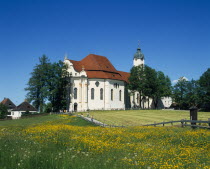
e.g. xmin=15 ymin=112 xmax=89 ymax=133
xmin=208 ymin=118 xmax=210 ymax=127
xmin=181 ymin=119 xmax=184 ymax=127
xmin=189 ymin=106 xmax=198 ymax=129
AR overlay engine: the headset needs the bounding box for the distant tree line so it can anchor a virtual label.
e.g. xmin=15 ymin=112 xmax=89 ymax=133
xmin=25 ymin=55 xmax=69 ymax=113
xmin=173 ymin=68 xmax=210 ymax=110
xmin=129 ymin=65 xmax=210 ymax=111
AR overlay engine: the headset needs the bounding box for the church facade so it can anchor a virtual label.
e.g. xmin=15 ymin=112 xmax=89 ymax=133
xmin=64 ymin=47 xmax=172 ymax=112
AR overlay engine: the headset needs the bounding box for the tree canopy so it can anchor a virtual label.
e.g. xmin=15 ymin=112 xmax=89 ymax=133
xmin=199 ymin=68 xmax=210 ymax=110
xmin=128 ymin=65 xmax=172 ymax=109
xmin=25 ymin=55 xmax=68 ymax=112
xmin=172 ymin=71 xmax=210 ymax=110
xmin=0 ymin=103 xmax=8 ymax=119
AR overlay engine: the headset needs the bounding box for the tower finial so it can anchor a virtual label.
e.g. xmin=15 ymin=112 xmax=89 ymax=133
xmin=138 ymin=40 xmax=140 ymax=48
xmin=64 ymin=53 xmax=68 ymax=60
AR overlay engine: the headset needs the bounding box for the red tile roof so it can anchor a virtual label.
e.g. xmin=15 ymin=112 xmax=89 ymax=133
xmin=68 ymin=54 xmax=130 ymax=83
xmin=1 ymin=98 xmax=16 ymax=109
xmin=86 ymin=71 xmax=124 ymax=81
xmin=117 ymin=71 xmax=130 ymax=83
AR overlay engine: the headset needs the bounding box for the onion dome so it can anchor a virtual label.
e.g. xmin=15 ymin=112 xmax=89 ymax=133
xmin=134 ymin=48 xmax=144 ymax=60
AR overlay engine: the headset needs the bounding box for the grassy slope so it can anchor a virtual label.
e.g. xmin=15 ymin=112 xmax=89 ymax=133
xmin=0 ymin=115 xmax=59 ymax=127
xmin=79 ymin=110 xmax=210 ymax=126
xmin=0 ymin=114 xmax=95 ymax=127
xmin=0 ymin=115 xmax=209 ymax=169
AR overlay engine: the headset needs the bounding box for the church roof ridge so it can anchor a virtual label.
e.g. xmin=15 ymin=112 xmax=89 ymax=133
xmin=67 ymin=54 xmax=130 ymax=83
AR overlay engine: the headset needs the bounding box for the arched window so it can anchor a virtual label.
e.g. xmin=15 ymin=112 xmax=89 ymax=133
xmin=74 ymin=88 xmax=77 ymax=99
xmin=137 ymin=93 xmax=139 ymax=103
xmin=111 ymin=89 xmax=113 ymax=101
xmin=119 ymin=90 xmax=122 ymax=101
xmin=91 ymin=88 xmax=94 ymax=100
xmin=100 ymin=88 xmax=103 ymax=100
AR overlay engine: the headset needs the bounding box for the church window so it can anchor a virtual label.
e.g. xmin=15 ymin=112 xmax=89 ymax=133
xmin=137 ymin=94 xmax=139 ymax=103
xmin=119 ymin=90 xmax=122 ymax=101
xmin=74 ymin=88 xmax=77 ymax=99
xmin=111 ymin=89 xmax=113 ymax=101
xmin=91 ymin=88 xmax=94 ymax=100
xmin=100 ymin=88 xmax=103 ymax=100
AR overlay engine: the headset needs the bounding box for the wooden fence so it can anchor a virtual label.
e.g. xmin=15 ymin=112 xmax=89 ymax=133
xmin=79 ymin=115 xmax=210 ymax=129
xmin=143 ymin=119 xmax=210 ymax=129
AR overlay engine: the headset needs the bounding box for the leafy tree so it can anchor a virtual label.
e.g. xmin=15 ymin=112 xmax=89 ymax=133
xmin=47 ymin=61 xmax=68 ymax=112
xmin=128 ymin=65 xmax=145 ymax=108
xmin=185 ymin=79 xmax=201 ymax=107
xmin=25 ymin=55 xmax=69 ymax=112
xmin=43 ymin=102 xmax=52 ymax=113
xmin=25 ymin=55 xmax=51 ymax=112
xmin=152 ymin=71 xmax=172 ymax=109
xmin=0 ymin=103 xmax=8 ymax=119
xmin=173 ymin=77 xmax=189 ymax=109
xmin=199 ymin=68 xmax=210 ymax=110
xmin=143 ymin=66 xmax=158 ymax=108
xmin=129 ymin=65 xmax=172 ymax=109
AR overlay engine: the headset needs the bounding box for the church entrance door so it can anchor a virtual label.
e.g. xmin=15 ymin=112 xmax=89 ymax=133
xmin=74 ymin=103 xmax=78 ymax=112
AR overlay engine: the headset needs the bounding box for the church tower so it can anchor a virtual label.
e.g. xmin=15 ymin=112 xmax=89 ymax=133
xmin=133 ymin=43 xmax=145 ymax=66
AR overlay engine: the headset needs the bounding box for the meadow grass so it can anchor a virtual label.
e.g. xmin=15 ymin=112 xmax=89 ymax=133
xmin=79 ymin=110 xmax=210 ymax=126
xmin=0 ymin=114 xmax=60 ymax=127
xmin=0 ymin=114 xmax=209 ymax=169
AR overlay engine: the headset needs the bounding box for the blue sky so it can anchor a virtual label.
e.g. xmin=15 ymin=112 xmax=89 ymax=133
xmin=0 ymin=0 xmax=210 ymax=105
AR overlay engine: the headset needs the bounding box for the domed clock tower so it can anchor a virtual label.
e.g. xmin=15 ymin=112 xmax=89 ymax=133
xmin=133 ymin=43 xmax=145 ymax=67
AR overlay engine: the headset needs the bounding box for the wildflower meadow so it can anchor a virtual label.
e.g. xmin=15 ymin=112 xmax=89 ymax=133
xmin=0 ymin=115 xmax=209 ymax=169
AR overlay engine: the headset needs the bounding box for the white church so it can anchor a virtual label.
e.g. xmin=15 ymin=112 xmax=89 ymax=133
xmin=64 ymin=46 xmax=172 ymax=112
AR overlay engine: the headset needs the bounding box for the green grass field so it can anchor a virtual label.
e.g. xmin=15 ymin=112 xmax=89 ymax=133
xmin=0 ymin=114 xmax=209 ymax=169
xmin=79 ymin=110 xmax=210 ymax=126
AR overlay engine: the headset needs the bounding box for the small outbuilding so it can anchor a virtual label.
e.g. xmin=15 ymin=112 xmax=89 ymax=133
xmin=9 ymin=101 xmax=37 ymax=119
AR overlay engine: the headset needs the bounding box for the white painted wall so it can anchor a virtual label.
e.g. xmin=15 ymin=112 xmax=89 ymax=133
xmin=69 ymin=78 xmax=125 ymax=112
xmin=133 ymin=58 xmax=144 ymax=67
xmin=161 ymin=97 xmax=173 ymax=108
xmin=9 ymin=111 xmax=22 ymax=119
xmin=8 ymin=111 xmax=37 ymax=119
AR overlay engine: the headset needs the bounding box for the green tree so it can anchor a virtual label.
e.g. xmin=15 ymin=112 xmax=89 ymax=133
xmin=128 ymin=65 xmax=146 ymax=108
xmin=199 ymin=68 xmax=210 ymax=110
xmin=152 ymin=71 xmax=172 ymax=109
xmin=25 ymin=55 xmax=69 ymax=113
xmin=0 ymin=103 xmax=8 ymax=119
xmin=143 ymin=66 xmax=157 ymax=108
xmin=185 ymin=79 xmax=201 ymax=107
xmin=128 ymin=65 xmax=172 ymax=109
xmin=47 ymin=61 xmax=68 ymax=112
xmin=25 ymin=55 xmax=51 ymax=112
xmin=173 ymin=77 xmax=188 ymax=109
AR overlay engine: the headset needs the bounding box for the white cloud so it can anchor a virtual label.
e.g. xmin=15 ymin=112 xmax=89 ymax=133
xmin=172 ymin=76 xmax=188 ymax=84
xmin=172 ymin=80 xmax=178 ymax=84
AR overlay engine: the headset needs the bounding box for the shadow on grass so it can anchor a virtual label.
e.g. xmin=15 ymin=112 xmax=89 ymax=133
xmin=67 ymin=116 xmax=97 ymax=127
